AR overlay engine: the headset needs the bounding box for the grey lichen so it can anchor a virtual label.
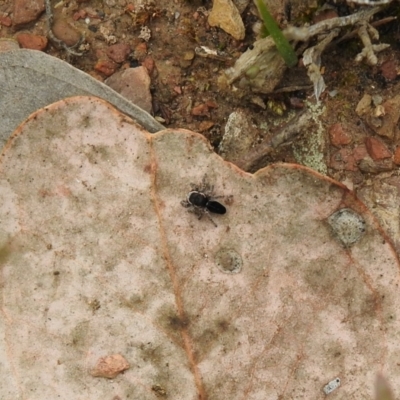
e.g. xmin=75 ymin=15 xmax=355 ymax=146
xmin=328 ymin=208 xmax=366 ymax=247
xmin=355 ymin=22 xmax=390 ymax=66
xmin=293 ymin=101 xmax=327 ymax=175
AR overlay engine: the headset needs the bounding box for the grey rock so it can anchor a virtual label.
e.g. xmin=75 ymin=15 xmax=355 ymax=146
xmin=105 ymin=67 xmax=152 ymax=115
xmin=0 ymin=49 xmax=164 ymax=150
xmin=218 ymin=109 xmax=257 ymax=163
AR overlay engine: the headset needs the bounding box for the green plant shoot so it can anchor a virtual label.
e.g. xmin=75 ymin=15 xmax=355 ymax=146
xmin=254 ymin=0 xmax=298 ymax=67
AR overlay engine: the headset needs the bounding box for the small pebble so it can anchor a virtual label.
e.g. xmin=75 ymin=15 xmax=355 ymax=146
xmin=16 ymin=33 xmax=48 ymax=51
xmin=105 ymin=67 xmax=153 ymax=114
xmin=94 ymin=59 xmax=118 ymax=76
xmin=380 ymin=59 xmax=397 ymax=81
xmin=90 ymin=354 xmax=129 ymax=379
xmin=0 ymin=13 xmax=12 ymax=27
xmin=13 ymin=0 xmax=45 ymax=25
xmin=329 ymin=123 xmax=352 ymax=146
xmin=141 ymin=56 xmax=155 ymax=74
xmin=365 ymin=137 xmax=391 ymax=160
xmin=106 ymin=43 xmax=131 ymax=63
xmin=52 ymin=18 xmax=81 ymax=47
xmin=394 ymin=146 xmax=400 ymax=165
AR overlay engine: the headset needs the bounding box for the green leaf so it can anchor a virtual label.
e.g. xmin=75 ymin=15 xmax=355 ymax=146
xmin=254 ymin=0 xmax=298 ymax=67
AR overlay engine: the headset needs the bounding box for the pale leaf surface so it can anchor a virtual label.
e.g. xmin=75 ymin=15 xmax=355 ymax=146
xmin=0 ymin=97 xmax=399 ymax=399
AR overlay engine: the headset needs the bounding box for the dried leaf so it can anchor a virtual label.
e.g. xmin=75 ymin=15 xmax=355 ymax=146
xmin=1 ymin=97 xmax=400 ymax=398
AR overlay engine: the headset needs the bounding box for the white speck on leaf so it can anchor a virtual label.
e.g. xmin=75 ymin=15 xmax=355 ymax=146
xmin=323 ymin=377 xmax=341 ymax=395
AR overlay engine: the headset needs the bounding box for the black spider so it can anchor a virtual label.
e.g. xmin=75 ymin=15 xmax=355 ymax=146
xmin=181 ymin=176 xmax=228 ymax=227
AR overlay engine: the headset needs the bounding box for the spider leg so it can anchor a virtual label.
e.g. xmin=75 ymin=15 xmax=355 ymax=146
xmin=204 ymin=210 xmax=218 ymax=227
xmin=192 ymin=207 xmax=204 ymax=219
xmin=189 ymin=175 xmax=215 ymax=196
xmin=181 ymin=199 xmax=191 ymax=208
xmin=202 ymin=174 xmax=208 ymax=188
xmin=200 ymin=174 xmax=213 ymax=194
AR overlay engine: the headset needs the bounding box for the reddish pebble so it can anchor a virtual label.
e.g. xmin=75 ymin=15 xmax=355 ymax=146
xmin=380 ymin=59 xmax=397 ymax=81
xmin=0 ymin=14 xmax=12 ymax=27
xmin=329 ymin=145 xmax=367 ymax=171
xmin=329 ymin=148 xmax=356 ymax=171
xmin=329 ymin=123 xmax=352 ymax=146
xmin=191 ymin=100 xmax=218 ymax=116
xmin=173 ymin=86 xmax=182 ymax=94
xmin=73 ymin=9 xmax=87 ymax=21
xmin=192 ymin=103 xmax=210 ymax=116
xmin=365 ymin=137 xmax=391 ymax=160
xmin=16 ymin=33 xmax=48 ymax=51
xmin=94 ymin=59 xmax=118 ymax=76
xmin=105 ymin=67 xmax=153 ymax=114
xmin=13 ymin=0 xmax=45 ymax=25
xmin=393 ymin=147 xmax=400 ymax=165
xmin=141 ymin=56 xmax=155 ymax=74
xmin=198 ymin=120 xmax=215 ymax=132
xmin=205 ymin=99 xmax=218 ymax=108
xmin=353 ymin=144 xmax=368 ymax=162
xmin=90 ymin=354 xmax=129 ymax=379
xmin=133 ymin=42 xmax=147 ymax=61
xmin=106 ymin=43 xmax=131 ymax=63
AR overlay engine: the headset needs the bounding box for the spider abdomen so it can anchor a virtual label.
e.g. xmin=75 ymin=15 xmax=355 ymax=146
xmin=206 ymin=200 xmax=226 ymax=214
